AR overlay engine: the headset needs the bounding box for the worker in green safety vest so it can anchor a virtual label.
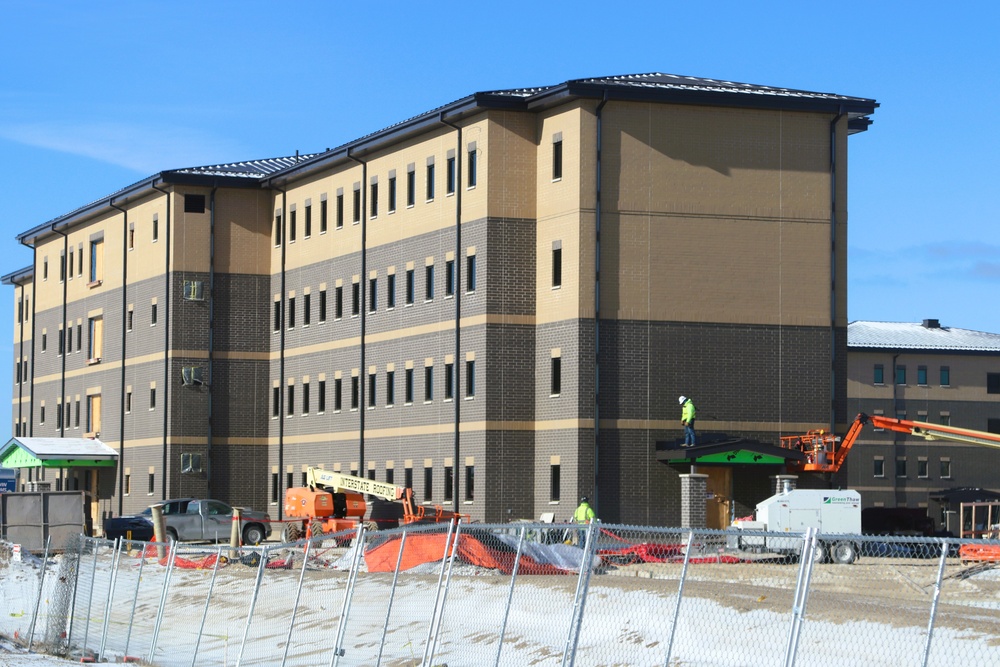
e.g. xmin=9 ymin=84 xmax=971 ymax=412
xmin=679 ymin=395 xmax=697 ymax=446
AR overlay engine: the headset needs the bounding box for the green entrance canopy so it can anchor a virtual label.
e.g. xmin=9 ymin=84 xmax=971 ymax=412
xmin=0 ymin=437 xmax=118 ymax=469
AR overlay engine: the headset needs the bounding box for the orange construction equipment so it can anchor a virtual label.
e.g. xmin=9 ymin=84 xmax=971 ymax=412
xmin=282 ymin=467 xmax=467 ymax=542
xmin=780 ymin=413 xmax=1000 ymax=474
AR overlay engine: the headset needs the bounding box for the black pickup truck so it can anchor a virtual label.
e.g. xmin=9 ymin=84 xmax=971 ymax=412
xmin=103 ymin=498 xmax=272 ymax=544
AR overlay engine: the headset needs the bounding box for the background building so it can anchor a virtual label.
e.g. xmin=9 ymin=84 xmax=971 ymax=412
xmin=844 ymin=319 xmax=1000 ymax=532
xmin=5 ymin=73 xmax=879 ymax=529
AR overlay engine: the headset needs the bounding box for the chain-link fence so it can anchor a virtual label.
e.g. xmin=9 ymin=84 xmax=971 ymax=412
xmin=2 ymin=524 xmax=999 ymax=665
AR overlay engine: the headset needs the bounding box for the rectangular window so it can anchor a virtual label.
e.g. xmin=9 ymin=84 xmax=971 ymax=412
xmin=386 ymin=370 xmax=395 ymax=406
xmin=940 ymin=366 xmax=950 ymax=386
xmin=353 ymin=188 xmax=361 ymax=223
xmin=274 ymin=213 xmax=282 ymax=245
xmin=184 ymin=194 xmax=205 ymax=213
xmin=940 ymin=413 xmax=951 ymax=426
xmin=988 ymin=373 xmax=1000 ymax=394
xmin=318 ymin=380 xmax=326 ymax=413
xmin=151 ymin=303 xmax=158 ymax=326
xmin=425 ymin=265 xmax=434 ymax=301
xmin=918 ymin=459 xmax=929 ymax=478
xmin=287 ymin=384 xmax=295 ymax=416
xmin=446 ymin=157 xmax=456 ymax=195
xmin=444 ymin=362 xmax=454 ymax=400
xmin=465 ymin=465 xmax=474 ymax=501
xmin=64 ymin=403 xmax=70 ymax=430
xmin=40 ymin=404 xmax=45 ymax=425
xmin=274 ymin=301 xmax=281 ymax=331
xmin=128 ymin=223 xmax=134 ymax=250
xmin=126 ymin=391 xmax=132 ymax=414
xmin=424 ymin=467 xmax=433 ymax=502
xmin=551 ymin=357 xmax=562 ymax=396
xmin=303 ymin=293 xmax=311 ymax=326
xmin=127 ymin=308 xmax=134 ymax=332
xmin=41 ymin=332 xmax=46 ymax=352
xmin=289 ymin=209 xmax=297 ymax=243
xmin=304 ymin=204 xmax=312 ymax=237
xmin=895 ymin=365 xmax=906 ymax=385
xmin=319 ymin=289 xmax=327 ymax=322
xmin=387 ymin=274 xmax=396 ymax=309
xmin=551 ymin=464 xmax=561 ymax=501
xmin=940 ymin=459 xmax=952 ymax=478
xmin=351 ymin=376 xmax=359 ymax=410
xmin=334 ymin=378 xmax=342 ymax=411
xmin=68 ymin=252 xmax=74 ymax=278
xmin=124 ymin=473 xmax=130 ymax=495
xmin=988 ymin=419 xmax=1000 ymax=435
xmin=386 ymin=468 xmax=394 ymax=484
xmin=407 ymin=169 xmax=416 ymax=207
xmin=405 ymin=368 xmax=414 ymax=404
xmin=369 ymin=278 xmax=377 ymax=312
xmin=336 ymin=193 xmax=344 ymax=229
xmin=152 ymin=216 xmax=159 ymax=242
xmin=895 ymin=458 xmax=906 ymax=478
xmin=335 ymin=286 xmax=343 ymax=319
xmin=273 ymin=387 xmax=280 ymax=417
xmin=76 ymin=324 xmax=82 ymax=351
xmin=87 ymin=394 xmax=101 ymax=434
xmin=59 ymin=251 xmax=65 ymax=282
xmin=370 ymin=182 xmax=378 ymax=217
xmin=466 ymin=255 xmax=476 ymax=292
xmin=445 ymin=260 xmax=455 ymax=297
xmin=388 ymin=177 xmax=397 ymax=212
xmin=874 ymin=364 xmax=884 ymax=385
xmin=352 ymin=281 xmax=360 ymax=316
xmin=368 ymin=373 xmax=376 ymax=408
xmin=425 ymin=366 xmax=433 ymax=402
xmin=444 ymin=465 xmax=453 ymax=501
xmin=287 ymin=296 xmax=296 ymax=329
xmin=58 ymin=329 xmax=64 ymax=356
xmin=149 ymin=387 xmax=156 ymax=410
xmin=918 ymin=366 xmax=928 ymax=386
xmin=148 ymin=473 xmax=155 ymax=495
xmin=466 ymin=360 xmax=475 ymax=397
xmin=89 ymin=239 xmax=104 ymax=284
xmin=405 ymin=269 xmax=415 ymax=305
xmin=56 ymin=402 xmax=62 ymax=429
xmin=74 ymin=400 xmax=80 ymax=427
xmin=66 ymin=327 xmax=72 ymax=355
xmin=271 ymin=473 xmax=278 ymax=504
xmin=468 ymin=149 xmax=477 ymax=187
xmin=873 ymin=459 xmax=884 ymax=478
xmin=87 ymin=317 xmax=103 ymax=361
xmin=552 ymin=139 xmax=563 ymax=180
xmin=552 ymin=246 xmax=562 ymax=288
xmin=302 ymin=382 xmax=310 ymax=415
xmin=320 ymin=199 xmax=328 ymax=233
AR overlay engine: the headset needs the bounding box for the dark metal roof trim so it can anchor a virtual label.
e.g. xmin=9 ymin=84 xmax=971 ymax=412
xmin=1 ymin=265 xmax=34 ymax=286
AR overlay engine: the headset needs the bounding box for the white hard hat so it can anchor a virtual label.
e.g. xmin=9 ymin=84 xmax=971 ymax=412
xmin=678 ymin=396 xmax=686 ymax=405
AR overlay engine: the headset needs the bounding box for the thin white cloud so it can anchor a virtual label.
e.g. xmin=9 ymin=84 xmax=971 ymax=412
xmin=0 ymin=121 xmax=244 ymax=174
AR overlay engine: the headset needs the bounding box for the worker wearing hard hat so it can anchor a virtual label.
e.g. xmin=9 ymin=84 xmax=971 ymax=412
xmin=679 ymin=396 xmax=697 ymax=446
xmin=574 ymin=496 xmax=596 ymax=524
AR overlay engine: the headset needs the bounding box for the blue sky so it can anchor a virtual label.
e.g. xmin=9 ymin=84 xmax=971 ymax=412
xmin=1 ymin=2 xmax=997 ymax=431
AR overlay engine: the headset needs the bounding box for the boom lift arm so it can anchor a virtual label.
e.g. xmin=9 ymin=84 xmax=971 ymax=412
xmin=782 ymin=413 xmax=1000 ymax=474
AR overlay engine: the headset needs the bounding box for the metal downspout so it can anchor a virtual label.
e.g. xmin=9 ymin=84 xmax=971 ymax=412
xmin=593 ymin=93 xmax=608 ymax=511
xmin=207 ymin=187 xmax=218 ymax=497
xmin=829 ymin=109 xmax=844 ymax=433
xmin=274 ymin=185 xmax=287 ymax=520
xmin=346 ymin=152 xmax=367 ymax=472
xmin=17 ymin=239 xmax=34 ymax=437
xmin=109 ymin=200 xmax=128 ymax=516
xmin=441 ymin=114 xmax=462 ymax=513
xmin=15 ymin=282 xmax=24 ymax=433
xmin=51 ymin=225 xmax=68 ymax=439
xmin=151 ymin=182 xmax=171 ymax=500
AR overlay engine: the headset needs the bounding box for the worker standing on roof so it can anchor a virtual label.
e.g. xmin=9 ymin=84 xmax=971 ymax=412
xmin=679 ymin=396 xmax=697 ymax=446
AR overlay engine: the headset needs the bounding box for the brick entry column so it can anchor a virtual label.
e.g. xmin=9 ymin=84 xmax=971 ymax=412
xmin=771 ymin=474 xmax=798 ymax=496
xmin=680 ymin=473 xmax=709 ymax=528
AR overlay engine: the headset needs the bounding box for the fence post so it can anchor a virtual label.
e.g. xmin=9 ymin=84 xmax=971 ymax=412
xmin=280 ymin=538 xmax=312 ymax=667
xmin=662 ymin=530 xmax=696 ymax=667
xmin=331 ymin=524 xmax=368 ymax=667
xmin=921 ymin=540 xmax=951 ymax=667
xmin=562 ymin=520 xmax=598 ymax=667
xmin=236 ymin=546 xmax=269 ymax=667
xmin=148 ymin=540 xmax=178 ymax=662
xmin=420 ymin=521 xmax=457 ymax=667
xmin=376 ymin=528 xmax=409 ymax=667
xmin=427 ymin=521 xmax=463 ymax=665
xmin=122 ymin=544 xmax=146 ymax=659
xmin=783 ymin=527 xmax=818 ymax=667
xmin=192 ymin=546 xmax=225 ymax=667
xmin=80 ymin=538 xmax=101 ymax=657
xmin=98 ymin=538 xmax=123 ymax=661
xmin=494 ymin=525 xmax=527 ymax=667
xmin=27 ymin=534 xmax=52 ymax=650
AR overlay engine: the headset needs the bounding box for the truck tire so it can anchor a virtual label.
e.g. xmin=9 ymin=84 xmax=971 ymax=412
xmin=282 ymin=523 xmax=302 ymax=544
xmin=831 ymin=540 xmax=858 ymax=565
xmin=810 ymin=541 xmax=828 ymax=564
xmin=165 ymin=528 xmax=179 ymax=544
xmin=243 ymin=524 xmax=266 ymax=545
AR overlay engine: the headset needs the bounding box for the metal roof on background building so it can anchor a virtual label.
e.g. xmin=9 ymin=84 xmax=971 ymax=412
xmin=166 ymin=155 xmax=318 ymax=179
xmin=848 ymin=320 xmax=1000 ymax=352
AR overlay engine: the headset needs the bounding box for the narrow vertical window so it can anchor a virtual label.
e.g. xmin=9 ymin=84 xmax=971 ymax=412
xmin=149 ymin=387 xmax=156 ymax=410
xmin=368 ymin=373 xmax=376 ymax=408
xmin=405 ymin=467 xmax=413 ymax=490
xmin=552 ymin=243 xmax=562 ymax=288
xmin=445 ymin=362 xmax=454 ymax=400
xmin=43 ymin=257 xmax=48 ymax=280
xmin=152 ymin=215 xmax=159 ymax=242
xmin=425 ymin=265 xmax=434 ymax=301
xmin=320 ymin=199 xmax=328 ymax=233
xmin=74 ymin=400 xmax=80 ymax=427
xmin=896 ymin=365 xmax=906 ymax=385
xmin=406 ymin=269 xmax=415 ymax=305
xmin=127 ymin=307 xmax=134 ymax=332
xmin=467 ymin=146 xmax=477 ymax=187
xmin=287 ymin=384 xmax=295 ymax=416
xmin=466 ymin=360 xmax=475 ymax=397
xmin=334 ymin=378 xmax=342 ymax=411
xmin=304 ymin=293 xmax=311 ymax=326
xmin=551 ymin=464 xmax=561 ymax=501
xmin=59 ymin=251 xmax=65 ymax=281
xmin=445 ymin=260 xmax=455 ymax=297
xmin=465 ymin=465 xmax=474 ymax=501
xmin=287 ymin=296 xmax=296 ymax=329
xmin=89 ymin=238 xmax=104 ymax=283
xmin=406 ymin=167 xmax=416 ymax=207
xmin=318 ymin=380 xmax=326 ymax=413
xmin=552 ymin=138 xmax=563 ymax=180
xmin=874 ymin=364 xmax=884 ymax=384
xmin=352 ymin=187 xmax=361 ymax=223
xmin=551 ymin=356 xmax=562 ymax=395
xmin=351 ymin=376 xmax=359 ymax=410
xmin=386 ymin=370 xmax=395 ymax=406
xmin=148 ymin=473 xmax=155 ymax=495
xmin=405 ymin=368 xmax=414 ymax=404
xmin=151 ymin=303 xmax=158 ymax=326
xmin=940 ymin=366 xmax=950 ymax=386
xmin=446 ymin=156 xmax=456 ymax=195
xmin=302 ymin=382 xmax=310 ymax=414
xmin=352 ymin=281 xmax=360 ymax=316
xmin=388 ymin=176 xmax=397 ymax=212
xmin=335 ymin=286 xmax=343 ymax=319
xmin=425 ymin=366 xmax=434 ymax=402
xmin=369 ymin=278 xmax=377 ymax=312
xmin=58 ymin=328 xmax=64 ymax=355
xmin=304 ymin=204 xmax=312 ymax=237
xmin=387 ymin=274 xmax=396 ymax=309
xmin=466 ymin=254 xmax=476 ymax=292
xmin=126 ymin=391 xmax=132 ymax=414
xmin=289 ymin=209 xmax=297 ymax=242
xmin=370 ymin=182 xmax=378 ymax=218
xmin=917 ymin=365 xmax=928 ymax=386
xmin=336 ymin=193 xmax=344 ymax=229
xmin=273 ymin=387 xmax=280 ymax=417
xmin=274 ymin=212 xmax=282 ymax=245
xmin=426 ymin=162 xmax=435 ymax=200
xmin=274 ymin=300 xmax=281 ymax=331
xmin=444 ymin=465 xmax=453 ymax=501
xmin=319 ymin=290 xmax=327 ymax=322
xmin=424 ymin=467 xmax=433 ymax=502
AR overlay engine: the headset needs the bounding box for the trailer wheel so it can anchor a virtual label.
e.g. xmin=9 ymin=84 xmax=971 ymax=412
xmin=831 ymin=541 xmax=858 ymax=565
xmin=810 ymin=541 xmax=828 ymax=564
